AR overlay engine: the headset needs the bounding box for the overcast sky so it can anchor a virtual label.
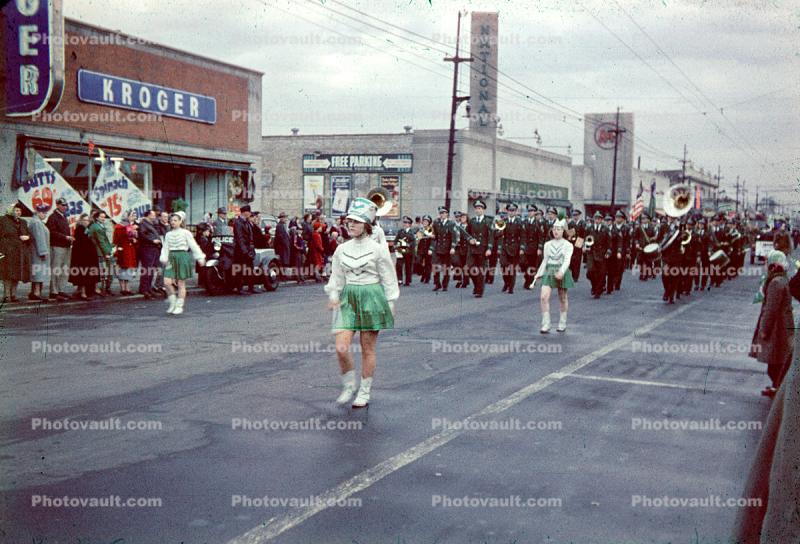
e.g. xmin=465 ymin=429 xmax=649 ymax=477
xmin=65 ymin=0 xmax=799 ymax=207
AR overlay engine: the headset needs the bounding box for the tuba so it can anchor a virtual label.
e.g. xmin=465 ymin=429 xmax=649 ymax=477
xmin=366 ymin=187 xmax=394 ymax=217
xmin=663 ymin=184 xmax=694 ymax=218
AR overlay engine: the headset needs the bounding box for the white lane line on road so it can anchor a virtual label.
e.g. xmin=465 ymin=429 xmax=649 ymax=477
xmin=226 ymin=301 xmax=698 ymax=544
xmin=566 ymin=373 xmax=705 ymax=390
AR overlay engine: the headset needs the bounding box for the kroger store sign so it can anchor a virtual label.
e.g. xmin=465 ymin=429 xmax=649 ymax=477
xmin=77 ymin=69 xmax=216 ymax=124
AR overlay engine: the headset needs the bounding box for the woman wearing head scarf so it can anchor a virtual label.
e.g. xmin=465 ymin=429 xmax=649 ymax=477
xmin=113 ymin=210 xmax=139 ymax=295
xmin=533 ymin=214 xmax=575 ymax=333
xmin=27 ymin=204 xmax=51 ymax=301
xmin=325 ymin=198 xmax=399 ymax=408
xmin=0 ymin=203 xmax=32 ymax=302
xmin=749 ymin=250 xmax=794 ymax=397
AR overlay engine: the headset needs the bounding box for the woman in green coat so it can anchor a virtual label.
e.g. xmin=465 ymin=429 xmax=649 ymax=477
xmin=0 ymin=203 xmax=32 ymax=302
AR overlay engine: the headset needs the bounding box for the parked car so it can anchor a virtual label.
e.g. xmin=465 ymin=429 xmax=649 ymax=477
xmin=203 ymin=234 xmax=280 ymax=295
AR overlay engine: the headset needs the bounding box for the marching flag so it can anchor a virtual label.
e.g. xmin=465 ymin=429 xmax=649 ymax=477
xmin=647 ymin=179 xmax=657 ymax=218
xmin=631 ymin=180 xmax=644 ymax=220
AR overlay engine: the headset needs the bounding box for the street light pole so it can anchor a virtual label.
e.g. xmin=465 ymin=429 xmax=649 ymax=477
xmin=444 ymin=11 xmax=472 ymax=212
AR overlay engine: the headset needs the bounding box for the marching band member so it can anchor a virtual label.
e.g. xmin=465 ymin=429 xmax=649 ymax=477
xmin=586 ymin=211 xmax=611 ymax=298
xmin=160 ymin=211 xmax=205 ymax=315
xmin=430 ymin=206 xmax=458 ymax=292
xmin=466 ymin=200 xmax=493 ymax=298
xmin=658 ymin=214 xmax=682 ymax=304
xmin=326 ymin=197 xmax=399 ymax=409
xmin=522 ymin=204 xmax=543 ymax=289
xmin=394 ymin=216 xmax=416 ymax=286
xmin=635 ymin=213 xmax=657 ymax=281
xmin=533 ymin=215 xmax=574 ymax=333
xmin=499 ymin=203 xmax=524 ymax=294
xmin=608 ymin=210 xmax=629 ymax=292
xmin=453 ymin=212 xmax=471 ymax=289
xmin=416 ymin=215 xmax=433 ymax=284
xmin=567 ymin=209 xmax=586 ymax=283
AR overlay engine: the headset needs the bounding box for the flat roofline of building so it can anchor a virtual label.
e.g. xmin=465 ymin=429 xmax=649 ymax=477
xmin=65 ymin=18 xmax=264 ymax=76
xmin=262 ymin=132 xmax=414 ymax=138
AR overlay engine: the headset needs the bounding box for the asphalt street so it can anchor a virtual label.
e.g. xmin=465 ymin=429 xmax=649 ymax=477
xmin=0 ymin=262 xmax=778 ymax=544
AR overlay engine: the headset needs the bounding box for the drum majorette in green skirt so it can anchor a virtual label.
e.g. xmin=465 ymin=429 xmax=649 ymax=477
xmin=332 ymin=283 xmax=394 ymax=331
xmin=540 ymin=262 xmax=575 ymax=290
xmin=164 ymin=250 xmax=194 ymax=280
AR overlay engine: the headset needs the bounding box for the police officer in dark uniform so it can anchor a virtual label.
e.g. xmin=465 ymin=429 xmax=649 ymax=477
xmin=430 ymin=206 xmax=458 ymax=292
xmin=567 ymin=209 xmax=586 ymax=282
xmin=395 ymin=215 xmax=416 ymax=286
xmin=498 ymin=203 xmax=524 ymax=294
xmin=466 ymin=200 xmax=493 ymax=298
xmin=453 ymin=211 xmax=470 ymax=288
xmin=586 ymin=211 xmax=611 ymax=298
xmin=695 ymin=217 xmax=711 ymax=291
xmin=416 ymin=215 xmax=433 ymax=283
xmin=607 ymin=210 xmax=628 ymax=292
xmin=522 ymin=204 xmax=543 ymax=289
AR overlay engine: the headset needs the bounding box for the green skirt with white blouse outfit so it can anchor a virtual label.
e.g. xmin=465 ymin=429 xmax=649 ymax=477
xmin=164 ymin=250 xmax=194 ymax=280
xmin=540 ymin=263 xmax=575 ymax=289
xmin=333 ymin=283 xmax=394 ymax=332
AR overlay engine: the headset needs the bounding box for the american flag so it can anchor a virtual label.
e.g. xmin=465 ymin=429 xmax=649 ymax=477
xmin=630 ymin=180 xmax=645 ymax=220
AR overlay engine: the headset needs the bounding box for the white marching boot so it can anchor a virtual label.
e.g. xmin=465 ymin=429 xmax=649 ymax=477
xmin=336 ymin=370 xmax=357 ymax=405
xmin=173 ymin=298 xmax=185 ymax=315
xmin=557 ymin=312 xmax=567 ymax=332
xmin=166 ymin=294 xmax=177 ymax=314
xmin=540 ymin=312 xmax=551 ymax=334
xmin=352 ymin=377 xmax=372 ymax=408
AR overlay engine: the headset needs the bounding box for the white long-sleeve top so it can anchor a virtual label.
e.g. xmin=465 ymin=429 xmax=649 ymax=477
xmin=324 ymin=235 xmax=399 ymax=303
xmin=159 ymin=228 xmax=205 ymax=264
xmin=535 ymin=238 xmax=574 ymax=279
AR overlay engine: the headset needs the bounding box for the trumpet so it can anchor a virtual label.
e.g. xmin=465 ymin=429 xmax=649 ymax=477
xmin=494 ymin=217 xmax=506 ymax=231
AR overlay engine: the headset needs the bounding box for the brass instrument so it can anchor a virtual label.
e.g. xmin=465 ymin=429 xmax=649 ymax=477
xmin=395 ymin=237 xmax=411 ymax=254
xmin=663 ymin=183 xmax=695 ymax=218
xmin=416 ymin=225 xmax=434 ymax=240
xmin=680 ymin=231 xmax=692 ymax=246
xmin=366 ymin=187 xmax=394 ymax=217
xmin=457 ymin=224 xmax=476 ymax=245
xmin=584 ymin=234 xmax=595 ymax=249
xmin=494 ymin=217 xmax=506 ymax=231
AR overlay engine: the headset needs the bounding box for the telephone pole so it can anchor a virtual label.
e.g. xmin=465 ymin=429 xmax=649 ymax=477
xmin=735 ymin=176 xmax=740 ymax=214
xmin=609 ymin=107 xmax=626 ymax=212
xmin=680 ymin=144 xmax=688 ymax=183
xmin=714 ymin=165 xmax=722 ymax=208
xmin=443 ymin=11 xmax=471 ymax=212
xmin=755 ymin=185 xmax=759 ymax=212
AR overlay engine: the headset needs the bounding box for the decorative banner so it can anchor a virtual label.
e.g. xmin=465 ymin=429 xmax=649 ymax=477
xmin=303 ymin=175 xmax=324 ymax=212
xmin=17 ymin=151 xmax=90 ymax=230
xmin=380 ymin=175 xmax=401 ymax=218
xmin=330 ymin=175 xmax=352 ymax=216
xmin=3 ymin=0 xmax=65 ymax=116
xmin=302 ymin=153 xmax=413 ymax=173
xmin=77 ymin=69 xmax=217 ymax=124
xmin=91 ymin=151 xmax=152 ymax=222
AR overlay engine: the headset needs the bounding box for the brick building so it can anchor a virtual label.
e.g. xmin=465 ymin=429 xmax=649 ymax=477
xmin=1 ymin=16 xmax=262 ymax=225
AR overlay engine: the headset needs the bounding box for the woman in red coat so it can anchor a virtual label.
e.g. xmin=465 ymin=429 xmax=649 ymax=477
xmin=113 ymin=210 xmax=139 ymax=295
xmin=309 ymin=221 xmax=325 ymax=282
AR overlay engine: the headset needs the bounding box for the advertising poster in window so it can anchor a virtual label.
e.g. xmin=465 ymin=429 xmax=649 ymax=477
xmin=380 ymin=175 xmax=401 ymax=218
xmin=17 ymin=151 xmax=91 ymax=230
xmin=330 ymin=175 xmax=352 ymax=216
xmin=91 ymin=152 xmax=152 ymax=222
xmin=303 ymin=175 xmax=324 ymax=212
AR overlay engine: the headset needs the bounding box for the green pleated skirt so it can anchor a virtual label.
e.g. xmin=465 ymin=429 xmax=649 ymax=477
xmin=332 ymin=283 xmax=394 ymax=332
xmin=540 ymin=263 xmax=575 ymax=289
xmin=164 ymin=250 xmax=194 ymax=280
